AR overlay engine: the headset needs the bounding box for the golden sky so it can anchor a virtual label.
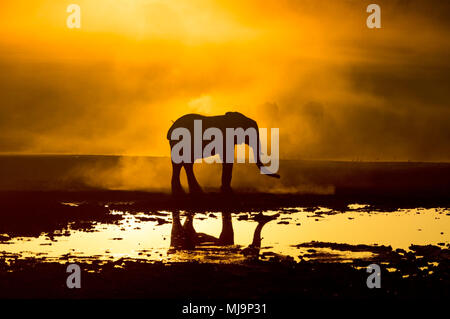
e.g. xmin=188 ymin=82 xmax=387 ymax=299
xmin=0 ymin=0 xmax=449 ymax=161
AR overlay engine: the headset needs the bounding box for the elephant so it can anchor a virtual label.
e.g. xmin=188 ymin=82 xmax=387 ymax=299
xmin=169 ymin=210 xmax=279 ymax=259
xmin=170 ymin=211 xmax=234 ymax=250
xmin=167 ymin=112 xmax=280 ymax=194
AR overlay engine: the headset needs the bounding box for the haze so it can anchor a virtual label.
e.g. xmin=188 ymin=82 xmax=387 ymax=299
xmin=0 ymin=0 xmax=449 ymax=161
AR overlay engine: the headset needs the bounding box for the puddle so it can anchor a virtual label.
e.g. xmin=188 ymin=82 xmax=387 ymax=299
xmin=0 ymin=205 xmax=448 ymax=264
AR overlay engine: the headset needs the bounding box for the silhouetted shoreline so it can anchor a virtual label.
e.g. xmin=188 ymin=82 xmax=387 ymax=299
xmin=0 ymin=156 xmax=449 ymax=197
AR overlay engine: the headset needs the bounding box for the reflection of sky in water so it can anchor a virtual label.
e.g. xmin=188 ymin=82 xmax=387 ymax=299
xmin=0 ymin=206 xmax=448 ymax=263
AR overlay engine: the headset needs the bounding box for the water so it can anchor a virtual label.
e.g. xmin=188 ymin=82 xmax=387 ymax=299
xmin=1 ymin=205 xmax=448 ymax=264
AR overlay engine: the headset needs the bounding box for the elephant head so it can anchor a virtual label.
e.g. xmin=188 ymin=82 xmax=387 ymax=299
xmin=225 ymin=112 xmax=280 ymax=178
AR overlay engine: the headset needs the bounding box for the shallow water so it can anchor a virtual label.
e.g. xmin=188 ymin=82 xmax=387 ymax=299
xmin=1 ymin=205 xmax=448 ymax=264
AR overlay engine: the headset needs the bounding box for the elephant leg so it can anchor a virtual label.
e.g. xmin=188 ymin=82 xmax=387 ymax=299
xmin=220 ymin=163 xmax=233 ymax=193
xmin=170 ymin=211 xmax=186 ymax=249
xmin=218 ymin=212 xmax=234 ymax=245
xmin=171 ymin=162 xmax=184 ymax=195
xmin=183 ymin=163 xmax=203 ymax=193
xmin=183 ymin=212 xmax=198 ymax=245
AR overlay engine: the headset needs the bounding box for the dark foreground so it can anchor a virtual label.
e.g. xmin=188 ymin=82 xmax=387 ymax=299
xmin=0 ymin=245 xmax=448 ymax=299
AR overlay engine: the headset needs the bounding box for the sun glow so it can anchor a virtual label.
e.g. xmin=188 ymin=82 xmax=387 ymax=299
xmin=0 ymin=0 xmax=449 ymax=161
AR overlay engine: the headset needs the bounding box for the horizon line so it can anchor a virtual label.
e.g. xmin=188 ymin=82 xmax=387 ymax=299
xmin=0 ymin=153 xmax=449 ymax=164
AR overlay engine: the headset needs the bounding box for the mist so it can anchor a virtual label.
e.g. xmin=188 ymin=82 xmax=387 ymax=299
xmin=0 ymin=0 xmax=449 ymax=162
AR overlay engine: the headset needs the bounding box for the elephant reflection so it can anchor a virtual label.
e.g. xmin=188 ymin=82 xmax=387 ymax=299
xmin=167 ymin=112 xmax=280 ymax=194
xmin=169 ymin=211 xmax=279 ymax=257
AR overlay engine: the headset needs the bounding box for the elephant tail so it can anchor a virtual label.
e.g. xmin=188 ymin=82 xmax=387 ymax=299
xmin=167 ymin=124 xmax=174 ymax=140
xmin=167 ymin=114 xmax=201 ymax=140
xmin=167 ymin=120 xmax=178 ymax=140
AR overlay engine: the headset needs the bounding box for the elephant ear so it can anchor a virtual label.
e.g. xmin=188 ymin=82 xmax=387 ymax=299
xmin=226 ymin=111 xmax=246 ymax=119
xmin=225 ymin=112 xmax=254 ymax=129
xmin=225 ymin=112 xmax=239 ymax=122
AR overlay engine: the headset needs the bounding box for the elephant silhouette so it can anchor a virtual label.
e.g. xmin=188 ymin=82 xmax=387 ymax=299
xmin=167 ymin=112 xmax=280 ymax=194
xmin=169 ymin=211 xmax=279 ymax=259
xmin=170 ymin=211 xmax=234 ymax=250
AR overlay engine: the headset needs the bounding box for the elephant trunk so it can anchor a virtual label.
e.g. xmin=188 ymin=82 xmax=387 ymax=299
xmin=254 ymin=128 xmax=280 ymax=179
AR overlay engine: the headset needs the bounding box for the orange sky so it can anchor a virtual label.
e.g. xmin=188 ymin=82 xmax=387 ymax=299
xmin=0 ymin=0 xmax=449 ymax=161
